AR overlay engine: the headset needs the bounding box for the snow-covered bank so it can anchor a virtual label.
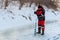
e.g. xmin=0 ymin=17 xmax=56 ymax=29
xmin=0 ymin=6 xmax=35 ymax=31
xmin=0 ymin=6 xmax=35 ymax=40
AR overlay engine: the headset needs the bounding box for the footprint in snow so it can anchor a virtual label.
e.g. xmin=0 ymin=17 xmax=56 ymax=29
xmin=47 ymin=34 xmax=60 ymax=40
xmin=52 ymin=34 xmax=60 ymax=40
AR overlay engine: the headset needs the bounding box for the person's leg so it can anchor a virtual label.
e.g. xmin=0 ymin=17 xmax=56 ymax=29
xmin=41 ymin=26 xmax=45 ymax=35
xmin=37 ymin=26 xmax=41 ymax=34
xmin=38 ymin=17 xmax=45 ymax=35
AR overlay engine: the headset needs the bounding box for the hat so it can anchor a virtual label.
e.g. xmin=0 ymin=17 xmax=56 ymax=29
xmin=38 ymin=5 xmax=43 ymax=8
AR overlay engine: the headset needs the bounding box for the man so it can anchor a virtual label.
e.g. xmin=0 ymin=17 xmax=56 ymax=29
xmin=34 ymin=5 xmax=45 ymax=35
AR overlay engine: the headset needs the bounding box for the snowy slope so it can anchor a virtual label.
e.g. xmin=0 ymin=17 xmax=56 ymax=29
xmin=0 ymin=6 xmax=35 ymax=31
xmin=0 ymin=4 xmax=60 ymax=40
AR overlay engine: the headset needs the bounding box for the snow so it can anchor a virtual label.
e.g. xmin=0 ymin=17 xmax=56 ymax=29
xmin=0 ymin=4 xmax=60 ymax=40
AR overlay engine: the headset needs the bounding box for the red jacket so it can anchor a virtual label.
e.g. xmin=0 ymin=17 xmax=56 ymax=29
xmin=35 ymin=8 xmax=43 ymax=15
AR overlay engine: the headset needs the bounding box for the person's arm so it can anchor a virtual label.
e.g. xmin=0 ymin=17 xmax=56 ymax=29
xmin=42 ymin=8 xmax=45 ymax=15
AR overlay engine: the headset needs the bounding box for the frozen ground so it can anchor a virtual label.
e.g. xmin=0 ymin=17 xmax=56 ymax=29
xmin=0 ymin=4 xmax=60 ymax=40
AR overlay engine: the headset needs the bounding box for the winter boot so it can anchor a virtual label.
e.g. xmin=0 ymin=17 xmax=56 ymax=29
xmin=37 ymin=27 xmax=41 ymax=34
xmin=41 ymin=27 xmax=45 ymax=35
xmin=41 ymin=30 xmax=44 ymax=35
